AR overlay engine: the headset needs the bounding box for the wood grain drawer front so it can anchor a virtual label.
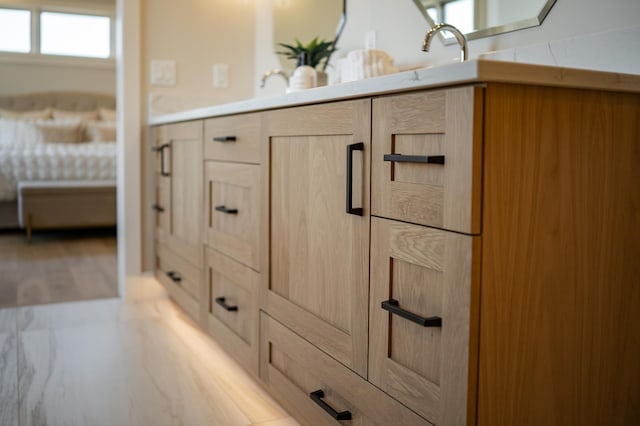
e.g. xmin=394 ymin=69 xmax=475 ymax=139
xmin=204 ymin=113 xmax=261 ymax=163
xmin=261 ymin=313 xmax=431 ymax=426
xmin=205 ymin=247 xmax=259 ymax=373
xmin=205 ymin=162 xmax=260 ymax=270
xmin=371 ymin=86 xmax=483 ymax=234
xmin=369 ymin=217 xmax=480 ymax=426
xmin=156 ymin=244 xmax=201 ymax=321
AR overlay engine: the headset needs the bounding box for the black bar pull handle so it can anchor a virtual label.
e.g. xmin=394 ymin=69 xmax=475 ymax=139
xmin=383 ymin=153 xmax=445 ymax=165
xmin=381 ymin=299 xmax=442 ymax=327
xmin=154 ymin=143 xmax=171 ymax=177
xmin=215 ymin=297 xmax=238 ymax=312
xmin=166 ymin=270 xmax=182 ymax=285
xmin=213 ymin=136 xmax=237 ymax=142
xmin=309 ymin=390 xmax=352 ymax=421
xmin=346 ymin=142 xmax=364 ymax=216
xmin=152 ymin=204 xmax=165 ymax=213
xmin=214 ymin=205 xmax=238 ymax=214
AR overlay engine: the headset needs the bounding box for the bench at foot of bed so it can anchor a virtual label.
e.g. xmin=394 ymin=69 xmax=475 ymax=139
xmin=18 ymin=180 xmax=117 ymax=242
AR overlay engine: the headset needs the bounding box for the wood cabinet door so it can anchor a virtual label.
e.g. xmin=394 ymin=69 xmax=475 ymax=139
xmin=154 ymin=121 xmax=204 ymax=268
xmin=371 ymin=86 xmax=483 ymax=234
xmin=369 ymin=217 xmax=481 ymax=426
xmin=264 ymin=100 xmax=371 ymax=377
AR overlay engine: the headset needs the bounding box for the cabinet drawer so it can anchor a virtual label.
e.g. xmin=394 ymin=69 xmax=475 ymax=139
xmin=261 ymin=313 xmax=430 ymax=426
xmin=204 ymin=161 xmax=260 ymax=270
xmin=371 ymin=86 xmax=483 ymax=234
xmin=156 ymin=243 xmax=201 ymax=322
xmin=368 ymin=217 xmax=480 ymax=425
xmin=204 ymin=113 xmax=261 ymax=163
xmin=205 ymin=248 xmax=259 ymax=373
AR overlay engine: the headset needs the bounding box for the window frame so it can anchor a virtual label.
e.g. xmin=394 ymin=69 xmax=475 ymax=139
xmin=0 ymin=1 xmax=115 ymax=68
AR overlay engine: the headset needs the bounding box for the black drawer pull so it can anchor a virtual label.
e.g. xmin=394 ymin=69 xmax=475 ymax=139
xmin=215 ymin=297 xmax=238 ymax=312
xmin=152 ymin=204 xmax=165 ymax=213
xmin=381 ymin=299 xmax=442 ymax=327
xmin=309 ymin=390 xmax=352 ymax=421
xmin=166 ymin=270 xmax=182 ymax=285
xmin=346 ymin=142 xmax=364 ymax=216
xmin=213 ymin=136 xmax=237 ymax=142
xmin=214 ymin=205 xmax=238 ymax=214
xmin=383 ymin=153 xmax=445 ymax=164
xmin=154 ymin=143 xmax=171 ymax=176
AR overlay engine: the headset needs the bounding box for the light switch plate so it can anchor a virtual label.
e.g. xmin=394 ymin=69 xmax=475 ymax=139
xmin=213 ymin=64 xmax=229 ymax=88
xmin=150 ymin=60 xmax=176 ymax=86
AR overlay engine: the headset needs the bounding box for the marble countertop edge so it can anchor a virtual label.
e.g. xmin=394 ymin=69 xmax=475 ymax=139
xmin=149 ymin=59 xmax=640 ymax=126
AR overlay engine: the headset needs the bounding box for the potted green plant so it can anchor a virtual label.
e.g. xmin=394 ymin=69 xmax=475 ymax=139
xmin=275 ymin=37 xmax=336 ymax=86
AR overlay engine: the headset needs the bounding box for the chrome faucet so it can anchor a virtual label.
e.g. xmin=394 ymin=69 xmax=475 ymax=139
xmin=422 ymin=23 xmax=468 ymax=62
xmin=260 ymin=69 xmax=289 ymax=89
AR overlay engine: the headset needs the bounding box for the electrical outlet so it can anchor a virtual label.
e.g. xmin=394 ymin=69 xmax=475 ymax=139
xmin=365 ymin=30 xmax=377 ymax=50
xmin=213 ymin=64 xmax=229 ymax=88
xmin=150 ymin=60 xmax=176 ymax=86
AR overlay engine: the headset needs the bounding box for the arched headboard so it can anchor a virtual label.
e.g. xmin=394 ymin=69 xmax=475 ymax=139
xmin=0 ymin=91 xmax=116 ymax=112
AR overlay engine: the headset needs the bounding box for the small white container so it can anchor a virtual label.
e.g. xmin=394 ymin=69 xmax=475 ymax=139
xmin=288 ymin=52 xmax=317 ymax=92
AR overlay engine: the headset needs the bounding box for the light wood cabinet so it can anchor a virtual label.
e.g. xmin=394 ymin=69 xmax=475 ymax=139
xmin=263 ymin=100 xmax=371 ymax=377
xmin=153 ymin=121 xmax=204 ymax=322
xmin=203 ymin=113 xmax=263 ymax=376
xmin=150 ymin=72 xmax=640 ymax=426
xmin=371 ymin=87 xmax=483 ymax=234
xmin=204 ymin=162 xmax=260 ymax=270
xmin=205 ymin=247 xmax=259 ymax=372
xmin=154 ymin=121 xmax=204 ymax=267
xmin=261 ymin=312 xmax=430 ymax=426
xmin=369 ymin=217 xmax=480 ymax=425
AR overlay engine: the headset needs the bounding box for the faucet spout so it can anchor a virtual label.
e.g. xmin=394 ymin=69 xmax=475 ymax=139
xmin=422 ymin=23 xmax=468 ymax=62
xmin=260 ymin=69 xmax=289 ymax=89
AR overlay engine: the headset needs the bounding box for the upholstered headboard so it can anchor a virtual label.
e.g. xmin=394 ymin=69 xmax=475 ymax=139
xmin=0 ymin=91 xmax=115 ymax=112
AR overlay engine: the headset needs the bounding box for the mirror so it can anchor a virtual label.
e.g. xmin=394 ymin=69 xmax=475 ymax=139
xmin=411 ymin=0 xmax=556 ymax=42
xmin=273 ymin=0 xmax=346 ymax=71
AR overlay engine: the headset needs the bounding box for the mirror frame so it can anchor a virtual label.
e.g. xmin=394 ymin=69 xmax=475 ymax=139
xmin=412 ymin=0 xmax=557 ymax=43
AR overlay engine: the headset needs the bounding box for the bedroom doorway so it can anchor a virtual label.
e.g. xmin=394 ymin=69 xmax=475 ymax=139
xmin=0 ymin=0 xmax=121 ymax=307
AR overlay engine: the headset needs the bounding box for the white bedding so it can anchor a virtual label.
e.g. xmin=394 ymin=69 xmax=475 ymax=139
xmin=0 ymin=140 xmax=117 ymax=201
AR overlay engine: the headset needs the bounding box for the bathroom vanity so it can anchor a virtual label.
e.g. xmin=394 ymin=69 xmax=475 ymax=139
xmin=150 ymin=60 xmax=640 ymax=426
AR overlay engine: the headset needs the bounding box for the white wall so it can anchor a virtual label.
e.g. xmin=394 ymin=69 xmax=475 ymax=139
xmin=143 ymin=0 xmax=256 ymax=115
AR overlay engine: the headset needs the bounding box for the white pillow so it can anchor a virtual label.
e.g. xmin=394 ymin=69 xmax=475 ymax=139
xmin=0 ymin=107 xmax=51 ymax=120
xmin=0 ymin=118 xmax=41 ymax=147
xmin=98 ymin=107 xmax=117 ymax=121
xmin=34 ymin=119 xmax=83 ymax=143
xmin=85 ymin=120 xmax=116 ymax=142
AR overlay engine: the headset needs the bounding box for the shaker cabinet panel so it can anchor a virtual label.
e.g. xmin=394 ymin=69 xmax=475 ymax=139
xmin=153 ymin=121 xmax=204 ymax=268
xmin=205 ymin=247 xmax=259 ymax=373
xmin=204 ymin=112 xmax=261 ymax=164
xmin=204 ymin=162 xmax=260 ymax=270
xmin=264 ymin=100 xmax=371 ymax=377
xmin=368 ymin=217 xmax=481 ymax=426
xmin=371 ymin=87 xmax=483 ymax=234
xmin=261 ymin=313 xmax=431 ymax=426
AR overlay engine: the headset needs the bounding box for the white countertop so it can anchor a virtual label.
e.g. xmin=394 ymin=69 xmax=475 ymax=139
xmin=149 ymin=59 xmax=640 ymax=126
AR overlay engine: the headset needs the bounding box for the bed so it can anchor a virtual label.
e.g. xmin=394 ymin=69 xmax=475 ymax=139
xmin=0 ymin=91 xmax=117 ymax=237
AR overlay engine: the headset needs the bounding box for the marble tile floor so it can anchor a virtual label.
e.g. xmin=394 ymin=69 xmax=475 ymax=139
xmin=0 ymin=282 xmax=299 ymax=426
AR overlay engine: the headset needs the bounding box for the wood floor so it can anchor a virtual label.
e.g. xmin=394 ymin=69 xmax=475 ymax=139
xmin=0 ymin=228 xmax=117 ymax=308
xmin=0 ymin=279 xmax=299 ymax=426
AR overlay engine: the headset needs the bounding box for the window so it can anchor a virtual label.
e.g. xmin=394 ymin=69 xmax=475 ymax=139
xmin=0 ymin=4 xmax=113 ymax=62
xmin=40 ymin=12 xmax=111 ymax=58
xmin=0 ymin=8 xmax=31 ymax=53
